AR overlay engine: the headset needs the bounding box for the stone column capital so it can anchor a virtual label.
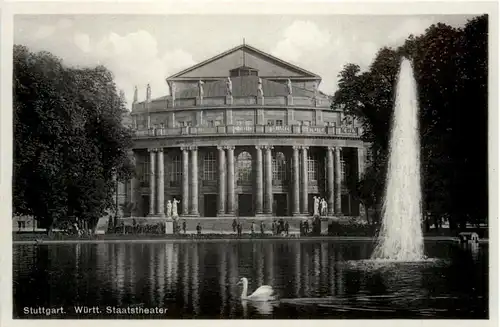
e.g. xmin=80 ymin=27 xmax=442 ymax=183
xmin=189 ymin=145 xmax=198 ymax=151
xmin=180 ymin=146 xmax=189 ymax=152
xmin=255 ymin=145 xmax=263 ymax=150
xmin=263 ymin=145 xmax=274 ymax=151
xmin=157 ymin=147 xmax=164 ymax=153
xmin=217 ymin=145 xmax=225 ymax=151
xmin=224 ymin=145 xmax=235 ymax=151
xmin=301 ymin=146 xmax=309 ymax=151
xmin=335 ymin=146 xmax=342 ymax=153
xmin=148 ymin=148 xmax=157 ymax=153
xmin=292 ymin=146 xmax=301 ymax=151
xmin=327 ymin=146 xmax=335 ymax=152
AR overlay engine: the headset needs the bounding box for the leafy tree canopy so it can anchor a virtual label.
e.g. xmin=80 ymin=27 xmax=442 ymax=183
xmin=13 ymin=45 xmax=134 ymax=230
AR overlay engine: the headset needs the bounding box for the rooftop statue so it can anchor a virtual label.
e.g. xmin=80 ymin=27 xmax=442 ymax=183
xmin=198 ymin=80 xmax=205 ymax=98
xmin=286 ymin=79 xmax=293 ymax=95
xmin=257 ymin=78 xmax=264 ymax=97
xmin=226 ymin=77 xmax=233 ymax=96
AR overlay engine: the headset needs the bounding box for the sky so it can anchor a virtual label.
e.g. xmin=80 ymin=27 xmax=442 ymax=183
xmin=14 ymin=14 xmax=476 ymax=108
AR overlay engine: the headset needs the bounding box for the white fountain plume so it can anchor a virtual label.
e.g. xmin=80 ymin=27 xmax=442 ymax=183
xmin=371 ymin=57 xmax=424 ymax=261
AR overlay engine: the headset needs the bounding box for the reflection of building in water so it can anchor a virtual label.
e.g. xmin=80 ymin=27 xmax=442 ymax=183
xmin=183 ymin=246 xmax=189 ymax=308
xmin=254 ymin=243 xmax=264 ymax=286
xmin=335 ymin=247 xmax=344 ymax=296
xmin=127 ymin=244 xmax=135 ymax=298
xmin=265 ymin=243 xmax=274 ymax=285
xmin=228 ymin=245 xmax=239 ymax=316
xmin=156 ymin=245 xmax=166 ymax=307
xmin=149 ymin=245 xmax=155 ymax=303
xmin=303 ymin=244 xmax=311 ymax=296
xmin=320 ymin=243 xmax=328 ymax=288
xmin=165 ymin=243 xmax=174 ymax=291
xmin=219 ymin=244 xmax=227 ymax=316
xmin=294 ymin=242 xmax=301 ymax=297
xmin=116 ymin=244 xmax=126 ymax=304
xmin=191 ymin=245 xmax=200 ymax=315
xmin=328 ymin=247 xmax=336 ymax=296
xmin=313 ymin=246 xmax=320 ymax=291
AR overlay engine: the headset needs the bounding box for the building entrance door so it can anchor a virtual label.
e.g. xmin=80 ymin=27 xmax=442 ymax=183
xmin=204 ymin=194 xmax=217 ymax=217
xmin=141 ymin=195 xmax=150 ymax=217
xmin=238 ymin=194 xmax=253 ymax=216
xmin=274 ymin=194 xmax=288 ymax=216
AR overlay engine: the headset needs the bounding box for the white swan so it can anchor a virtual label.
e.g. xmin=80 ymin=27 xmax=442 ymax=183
xmin=237 ymin=277 xmax=276 ymax=301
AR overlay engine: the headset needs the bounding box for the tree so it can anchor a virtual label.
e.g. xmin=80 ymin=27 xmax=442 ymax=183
xmin=13 ymin=45 xmax=133 ymax=232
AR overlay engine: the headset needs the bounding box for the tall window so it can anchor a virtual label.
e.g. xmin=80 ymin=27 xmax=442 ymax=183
xmin=237 ymin=151 xmax=252 ymax=183
xmin=203 ymin=151 xmax=216 ymax=181
xmin=273 ymin=152 xmax=287 ymax=181
xmin=307 ymin=153 xmax=319 ymax=181
xmin=170 ymin=155 xmax=182 ymax=185
xmin=340 ymin=156 xmax=347 ymax=183
xmin=140 ymin=154 xmax=150 ymax=186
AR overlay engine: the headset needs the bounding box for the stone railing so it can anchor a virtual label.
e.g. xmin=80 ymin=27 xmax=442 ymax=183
xmin=132 ymin=95 xmax=331 ymax=112
xmin=134 ymin=124 xmax=361 ymax=138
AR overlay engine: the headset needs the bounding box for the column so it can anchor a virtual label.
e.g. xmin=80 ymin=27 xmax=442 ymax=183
xmin=157 ymin=148 xmax=165 ymax=217
xmin=255 ymin=146 xmax=264 ymax=215
xmin=129 ymin=150 xmax=138 ymax=216
xmin=292 ymin=146 xmax=300 ymax=216
xmin=226 ymin=146 xmax=235 ymax=215
xmin=327 ymin=147 xmax=335 ymax=216
xmin=301 ymin=147 xmax=309 ymax=215
xmin=148 ymin=148 xmax=156 ymax=216
xmin=190 ymin=146 xmax=199 ymax=216
xmin=181 ymin=147 xmax=189 ymax=216
xmin=217 ymin=146 xmax=227 ymax=215
xmin=334 ymin=146 xmax=342 ymax=215
xmin=264 ymin=146 xmax=273 ymax=214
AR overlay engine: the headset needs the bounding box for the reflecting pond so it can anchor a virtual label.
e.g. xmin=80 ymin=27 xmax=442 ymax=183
xmin=13 ymin=240 xmax=488 ymax=319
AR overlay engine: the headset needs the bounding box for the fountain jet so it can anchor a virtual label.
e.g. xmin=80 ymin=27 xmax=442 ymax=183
xmin=371 ymin=58 xmax=424 ymax=261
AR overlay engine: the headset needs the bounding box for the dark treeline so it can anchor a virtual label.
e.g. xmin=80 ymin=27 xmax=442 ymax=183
xmin=333 ymin=15 xmax=488 ymax=230
xmin=13 ymin=45 xmax=134 ymax=232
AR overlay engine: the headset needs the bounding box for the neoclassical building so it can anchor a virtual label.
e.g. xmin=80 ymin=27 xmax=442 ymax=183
xmin=120 ymin=44 xmax=367 ymax=219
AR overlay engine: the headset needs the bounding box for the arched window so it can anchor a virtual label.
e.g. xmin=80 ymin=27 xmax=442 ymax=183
xmin=169 ymin=155 xmax=182 ymax=185
xmin=307 ymin=153 xmax=319 ymax=181
xmin=273 ymin=152 xmax=287 ymax=181
xmin=203 ymin=151 xmax=216 ymax=181
xmin=237 ymin=151 xmax=252 ymax=183
xmin=140 ymin=154 xmax=150 ymax=186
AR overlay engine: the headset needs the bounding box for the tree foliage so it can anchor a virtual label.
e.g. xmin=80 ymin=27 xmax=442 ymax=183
xmin=333 ymin=15 xmax=488 ymax=229
xmin=13 ymin=45 xmax=134 ymax=230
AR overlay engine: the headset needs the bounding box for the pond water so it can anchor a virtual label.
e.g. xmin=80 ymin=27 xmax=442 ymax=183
xmin=13 ymin=240 xmax=488 ymax=319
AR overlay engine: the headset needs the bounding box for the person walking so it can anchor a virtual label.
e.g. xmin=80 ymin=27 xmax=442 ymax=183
xmin=237 ymin=223 xmax=242 ymax=237
xmin=285 ymin=221 xmax=289 ymax=236
xmin=196 ymin=223 xmax=202 ymax=236
xmin=182 ymin=220 xmax=187 ymax=234
xmin=232 ymin=219 xmax=237 ymax=233
xmin=260 ymin=221 xmax=265 ymax=236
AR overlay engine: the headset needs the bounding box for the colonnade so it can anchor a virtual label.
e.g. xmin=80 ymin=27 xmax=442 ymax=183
xmin=131 ymin=146 xmax=364 ymax=217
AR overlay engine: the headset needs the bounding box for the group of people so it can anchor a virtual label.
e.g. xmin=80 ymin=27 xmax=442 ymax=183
xmin=232 ymin=219 xmax=290 ymax=236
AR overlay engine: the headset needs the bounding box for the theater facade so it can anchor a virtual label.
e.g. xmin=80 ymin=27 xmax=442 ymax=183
xmin=120 ymin=44 xmax=367 ymax=220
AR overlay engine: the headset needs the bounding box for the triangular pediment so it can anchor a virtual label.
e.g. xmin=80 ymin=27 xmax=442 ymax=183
xmin=167 ymin=44 xmax=320 ymax=80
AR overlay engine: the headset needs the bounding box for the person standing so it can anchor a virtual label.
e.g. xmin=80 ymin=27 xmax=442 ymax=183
xmin=196 ymin=223 xmax=202 ymax=236
xmin=232 ymin=219 xmax=237 ymax=233
xmin=285 ymin=221 xmax=289 ymax=236
xmin=271 ymin=221 xmax=276 ymax=235
xmin=260 ymin=221 xmax=265 ymax=235
xmin=237 ymin=223 xmax=242 ymax=237
xmin=251 ymin=221 xmax=255 ymax=236
xmin=182 ymin=220 xmax=187 ymax=234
